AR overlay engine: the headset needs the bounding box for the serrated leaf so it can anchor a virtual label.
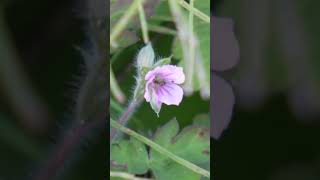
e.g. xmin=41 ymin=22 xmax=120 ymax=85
xmin=149 ymin=119 xmax=210 ymax=180
xmin=111 ymin=137 xmax=149 ymax=174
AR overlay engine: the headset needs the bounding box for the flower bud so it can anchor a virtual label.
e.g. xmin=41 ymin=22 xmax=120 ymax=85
xmin=137 ymin=43 xmax=155 ymax=69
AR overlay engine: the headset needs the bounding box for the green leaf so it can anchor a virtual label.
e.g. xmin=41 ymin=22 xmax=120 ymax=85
xmin=192 ymin=114 xmax=211 ymax=180
xmin=149 ymin=119 xmax=210 ymax=180
xmin=111 ymin=137 xmax=149 ymax=174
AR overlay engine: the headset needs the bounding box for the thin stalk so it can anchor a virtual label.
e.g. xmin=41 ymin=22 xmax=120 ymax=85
xmin=110 ymin=171 xmax=153 ymax=180
xmin=168 ymin=0 xmax=196 ymax=95
xmin=110 ymin=66 xmax=126 ymax=103
xmin=110 ymin=98 xmax=142 ymax=142
xmin=195 ymin=51 xmax=210 ymax=99
xmin=149 ymin=15 xmax=173 ymax=22
xmin=177 ymin=0 xmax=210 ymax=23
xmin=110 ymin=0 xmax=140 ymax=47
xmin=111 ymin=98 xmax=145 ymax=129
xmin=110 ymin=119 xmax=210 ymax=178
xmin=138 ymin=0 xmax=149 ymax=43
xmin=186 ymin=0 xmax=196 ymax=93
xmin=148 ymin=24 xmax=176 ymax=35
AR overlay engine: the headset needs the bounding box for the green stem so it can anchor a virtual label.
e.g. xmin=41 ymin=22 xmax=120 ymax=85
xmin=110 ymin=66 xmax=126 ymax=103
xmin=195 ymin=52 xmax=210 ymax=99
xmin=110 ymin=119 xmax=210 ymax=178
xmin=138 ymin=0 xmax=149 ymax=43
xmin=168 ymin=0 xmax=195 ymax=95
xmin=177 ymin=0 xmax=210 ymax=23
xmin=148 ymin=24 xmax=176 ymax=35
xmin=186 ymin=0 xmax=196 ymax=93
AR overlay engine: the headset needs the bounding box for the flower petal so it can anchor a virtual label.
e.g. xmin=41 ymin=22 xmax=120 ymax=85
xmin=150 ymin=89 xmax=162 ymax=116
xmin=158 ymin=83 xmax=184 ymax=105
xmin=145 ymin=68 xmax=157 ymax=81
xmin=144 ymin=78 xmax=154 ymax=102
xmin=160 ymin=65 xmax=185 ymax=84
xmin=145 ymin=65 xmax=185 ymax=84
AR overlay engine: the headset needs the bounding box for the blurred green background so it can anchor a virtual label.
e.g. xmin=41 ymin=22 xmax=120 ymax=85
xmin=0 ymin=0 xmax=106 ymax=179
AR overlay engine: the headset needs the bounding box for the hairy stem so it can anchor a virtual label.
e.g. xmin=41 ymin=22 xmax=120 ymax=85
xmin=33 ymin=0 xmax=108 ymax=178
xmin=110 ymin=98 xmax=142 ymax=142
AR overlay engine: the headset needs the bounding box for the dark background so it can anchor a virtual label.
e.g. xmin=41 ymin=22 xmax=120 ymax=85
xmin=0 ymin=0 xmax=106 ymax=179
xmin=213 ymin=0 xmax=320 ymax=180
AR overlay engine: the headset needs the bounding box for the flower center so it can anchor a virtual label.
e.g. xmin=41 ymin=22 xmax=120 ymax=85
xmin=153 ymin=76 xmax=166 ymax=86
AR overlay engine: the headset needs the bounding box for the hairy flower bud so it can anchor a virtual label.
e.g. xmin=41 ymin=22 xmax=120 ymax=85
xmin=137 ymin=43 xmax=155 ymax=69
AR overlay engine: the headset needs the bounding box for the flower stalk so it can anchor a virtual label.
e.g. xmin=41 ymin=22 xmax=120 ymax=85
xmin=177 ymin=0 xmax=210 ymax=23
xmin=110 ymin=97 xmax=143 ymax=142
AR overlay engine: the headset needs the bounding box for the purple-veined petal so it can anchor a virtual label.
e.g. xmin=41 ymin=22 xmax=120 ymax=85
xmin=145 ymin=65 xmax=185 ymax=84
xmin=144 ymin=82 xmax=151 ymax=102
xmin=144 ymin=76 xmax=156 ymax=102
xmin=150 ymin=89 xmax=162 ymax=116
xmin=159 ymin=65 xmax=185 ymax=84
xmin=211 ymin=73 xmax=235 ymax=139
xmin=158 ymin=83 xmax=184 ymax=106
xmin=145 ymin=68 xmax=157 ymax=81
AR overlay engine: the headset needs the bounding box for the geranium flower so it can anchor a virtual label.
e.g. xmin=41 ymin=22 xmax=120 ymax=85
xmin=212 ymin=17 xmax=239 ymax=139
xmin=144 ymin=65 xmax=185 ymax=116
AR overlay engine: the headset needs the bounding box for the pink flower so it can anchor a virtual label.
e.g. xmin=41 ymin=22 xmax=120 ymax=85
xmin=144 ymin=65 xmax=185 ymax=116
